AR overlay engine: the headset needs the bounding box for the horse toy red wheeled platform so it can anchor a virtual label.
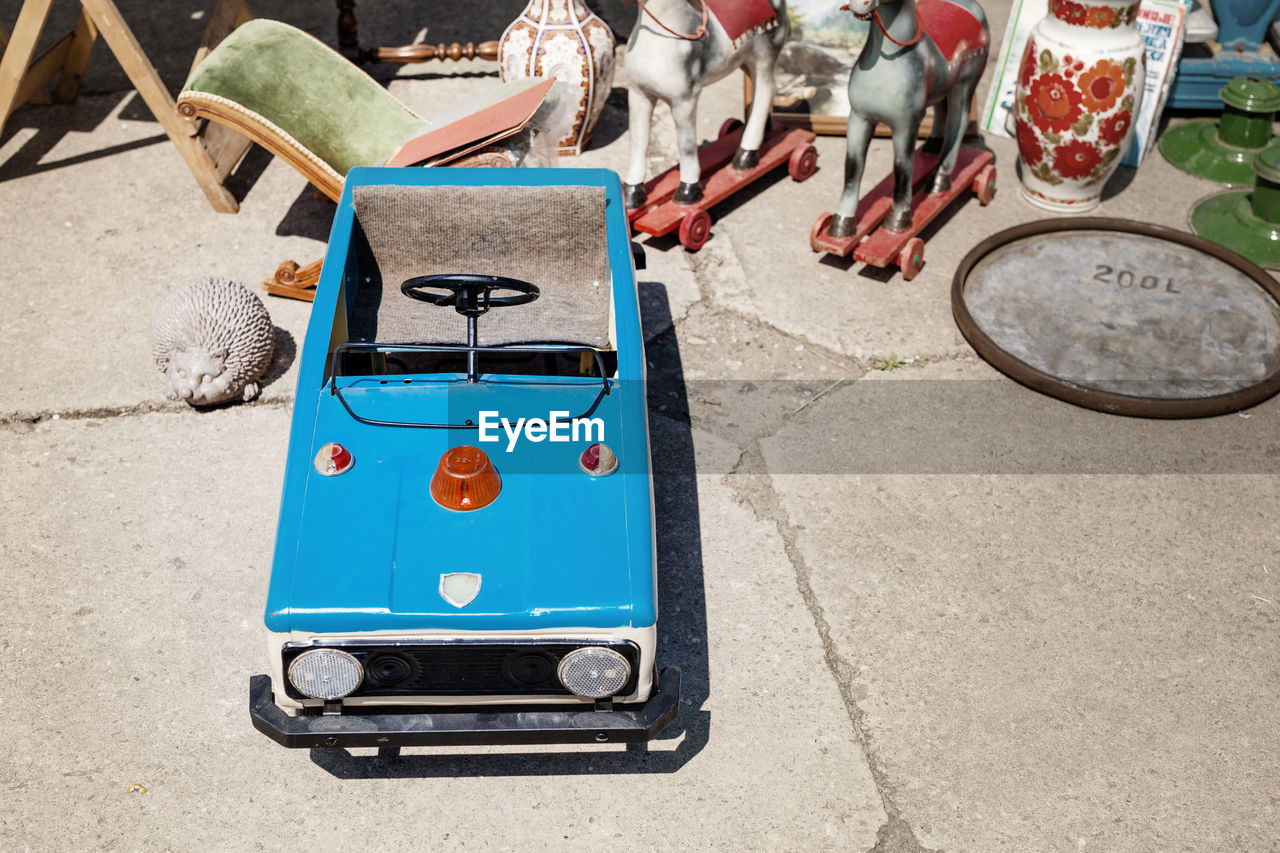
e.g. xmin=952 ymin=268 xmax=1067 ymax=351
xmin=622 ymin=0 xmax=819 ymax=251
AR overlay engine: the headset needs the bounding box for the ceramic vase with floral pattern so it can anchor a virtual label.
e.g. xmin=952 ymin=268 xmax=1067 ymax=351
xmin=1014 ymin=0 xmax=1145 ymax=211
xmin=499 ymin=0 xmax=616 ymax=156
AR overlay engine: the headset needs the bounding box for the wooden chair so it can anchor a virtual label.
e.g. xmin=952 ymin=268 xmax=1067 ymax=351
xmin=177 ymin=19 xmax=433 ymax=205
xmin=177 ymin=19 xmax=532 ymax=299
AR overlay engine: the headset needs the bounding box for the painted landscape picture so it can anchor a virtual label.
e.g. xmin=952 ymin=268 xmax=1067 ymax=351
xmin=773 ymin=0 xmax=868 ymax=126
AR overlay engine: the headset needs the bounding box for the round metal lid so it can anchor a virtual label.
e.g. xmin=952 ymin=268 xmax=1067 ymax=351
xmin=952 ymin=218 xmax=1280 ymax=417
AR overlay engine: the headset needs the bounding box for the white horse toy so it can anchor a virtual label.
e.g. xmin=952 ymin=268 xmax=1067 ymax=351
xmin=623 ymin=0 xmax=788 ymax=208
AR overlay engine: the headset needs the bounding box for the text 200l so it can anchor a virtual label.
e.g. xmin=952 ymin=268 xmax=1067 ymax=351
xmin=1093 ymin=265 xmax=1180 ymax=293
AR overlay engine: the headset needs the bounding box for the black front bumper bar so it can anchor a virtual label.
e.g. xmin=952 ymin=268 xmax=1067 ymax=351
xmin=249 ymin=668 xmax=681 ymax=748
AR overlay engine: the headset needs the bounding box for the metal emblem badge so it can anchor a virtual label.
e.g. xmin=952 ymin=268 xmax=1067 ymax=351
xmin=439 ymin=572 xmax=482 ymax=608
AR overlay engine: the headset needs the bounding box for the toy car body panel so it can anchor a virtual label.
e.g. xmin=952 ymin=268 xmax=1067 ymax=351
xmin=253 ymin=167 xmax=678 ymax=748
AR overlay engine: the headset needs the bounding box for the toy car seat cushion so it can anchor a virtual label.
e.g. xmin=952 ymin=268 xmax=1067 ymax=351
xmin=349 ymin=184 xmax=612 ymax=348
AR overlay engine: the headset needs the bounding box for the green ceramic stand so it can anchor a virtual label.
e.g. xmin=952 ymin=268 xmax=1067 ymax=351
xmin=1190 ymin=145 xmax=1280 ymax=267
xmin=1160 ymin=76 xmax=1280 ymax=186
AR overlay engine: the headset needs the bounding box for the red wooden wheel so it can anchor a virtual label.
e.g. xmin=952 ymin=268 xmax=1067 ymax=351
xmin=719 ymin=118 xmax=745 ymax=139
xmin=679 ymin=209 xmax=712 ymax=251
xmin=973 ymin=164 xmax=997 ymax=205
xmin=810 ymin=212 xmax=833 ymax=252
xmin=899 ymin=237 xmax=925 ymax=280
xmin=788 ymin=144 xmax=818 ymax=181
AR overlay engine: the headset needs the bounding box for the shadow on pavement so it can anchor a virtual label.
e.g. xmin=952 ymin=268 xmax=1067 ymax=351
xmin=259 ymin=327 xmax=298 ymax=391
xmin=0 ymin=91 xmax=146 ymax=180
xmin=0 ymin=87 xmax=271 ymax=206
xmin=275 ymin=183 xmax=338 ymax=241
xmin=581 ymin=87 xmax=630 ymax=151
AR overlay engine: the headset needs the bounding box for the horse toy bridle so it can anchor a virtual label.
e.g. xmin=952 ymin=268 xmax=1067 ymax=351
xmin=840 ymin=2 xmax=925 ymax=47
xmin=620 ymin=0 xmax=709 ymax=40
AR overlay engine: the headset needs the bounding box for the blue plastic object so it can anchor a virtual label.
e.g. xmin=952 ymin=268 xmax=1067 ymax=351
xmin=1168 ymin=44 xmax=1280 ymax=110
xmin=1216 ymin=0 xmax=1280 ymax=49
xmin=1168 ymin=0 xmax=1280 ymax=110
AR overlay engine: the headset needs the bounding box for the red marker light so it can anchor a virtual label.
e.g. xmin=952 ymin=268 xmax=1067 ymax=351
xmin=431 ymin=446 xmax=501 ymax=511
xmin=579 ymin=443 xmax=619 ymax=476
xmin=314 ymin=442 xmax=354 ymax=476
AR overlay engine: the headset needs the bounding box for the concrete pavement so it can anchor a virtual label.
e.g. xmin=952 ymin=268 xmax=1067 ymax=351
xmin=2 ymin=1 xmax=1278 ymax=850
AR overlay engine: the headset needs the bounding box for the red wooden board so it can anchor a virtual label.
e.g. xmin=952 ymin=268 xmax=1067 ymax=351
xmin=626 ymin=129 xmax=743 ymax=224
xmin=854 ymin=147 xmax=993 ymax=266
xmin=632 ymin=127 xmax=816 ymax=238
xmin=810 ymin=149 xmax=943 ymax=257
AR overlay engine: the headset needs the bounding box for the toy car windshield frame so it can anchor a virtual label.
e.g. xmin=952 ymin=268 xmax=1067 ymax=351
xmin=328 ymin=340 xmax=612 ymax=429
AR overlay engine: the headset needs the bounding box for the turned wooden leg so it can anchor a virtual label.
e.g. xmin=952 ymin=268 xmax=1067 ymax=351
xmin=262 ymin=257 xmax=323 ymax=301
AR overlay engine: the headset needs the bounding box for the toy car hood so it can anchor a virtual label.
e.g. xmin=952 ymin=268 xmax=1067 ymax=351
xmin=266 ymin=382 xmax=655 ymax=634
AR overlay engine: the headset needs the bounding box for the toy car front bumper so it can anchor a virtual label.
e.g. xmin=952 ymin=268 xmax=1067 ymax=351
xmin=249 ymin=667 xmax=681 ymax=748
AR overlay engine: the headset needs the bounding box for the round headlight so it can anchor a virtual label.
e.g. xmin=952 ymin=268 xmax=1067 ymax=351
xmin=288 ymin=649 xmax=364 ymax=700
xmin=557 ymin=647 xmax=631 ymax=698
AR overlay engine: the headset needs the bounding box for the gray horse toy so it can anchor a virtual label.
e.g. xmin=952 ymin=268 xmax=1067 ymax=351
xmin=623 ymin=0 xmax=788 ymax=208
xmin=828 ymin=0 xmax=988 ymax=237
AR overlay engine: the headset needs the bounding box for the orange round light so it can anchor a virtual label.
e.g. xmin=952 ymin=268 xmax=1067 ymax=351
xmin=430 ymin=446 xmax=501 ymax=511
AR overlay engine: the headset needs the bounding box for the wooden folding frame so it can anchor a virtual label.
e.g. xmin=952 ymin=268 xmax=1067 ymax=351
xmin=0 ymin=0 xmax=254 ymax=212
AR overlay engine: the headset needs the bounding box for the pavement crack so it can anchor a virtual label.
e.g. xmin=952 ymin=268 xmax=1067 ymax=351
xmin=643 ymin=251 xmax=705 ymax=344
xmin=682 ymin=235 xmax=869 ymax=375
xmin=726 ymin=440 xmax=930 ymax=851
xmin=869 ymin=815 xmax=939 ymax=853
xmin=706 ymin=299 xmax=869 ymax=376
xmin=0 ymin=397 xmax=293 ymax=429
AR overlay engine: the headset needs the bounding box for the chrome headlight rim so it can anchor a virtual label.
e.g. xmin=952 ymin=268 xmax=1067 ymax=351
xmin=556 ymin=646 xmax=633 ymax=699
xmin=287 ymin=648 xmax=365 ymax=700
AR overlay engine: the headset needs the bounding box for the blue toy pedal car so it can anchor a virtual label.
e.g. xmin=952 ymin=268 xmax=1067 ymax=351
xmin=250 ymin=167 xmax=679 ymax=748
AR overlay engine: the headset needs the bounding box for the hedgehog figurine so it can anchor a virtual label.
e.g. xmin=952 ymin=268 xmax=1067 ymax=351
xmin=151 ymin=277 xmax=276 ymax=406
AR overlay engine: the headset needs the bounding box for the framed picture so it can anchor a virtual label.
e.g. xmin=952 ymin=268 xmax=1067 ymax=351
xmin=757 ymin=0 xmax=869 ymax=134
xmin=746 ymin=1 xmax=973 ymax=136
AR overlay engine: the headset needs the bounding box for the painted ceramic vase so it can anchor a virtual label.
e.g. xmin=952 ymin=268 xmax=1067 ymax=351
xmin=1014 ymin=0 xmax=1145 ymax=212
xmin=498 ymin=0 xmax=616 ymax=156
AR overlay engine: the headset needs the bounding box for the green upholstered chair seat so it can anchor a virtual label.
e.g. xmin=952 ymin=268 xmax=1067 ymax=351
xmin=180 ymin=19 xmax=428 ymax=178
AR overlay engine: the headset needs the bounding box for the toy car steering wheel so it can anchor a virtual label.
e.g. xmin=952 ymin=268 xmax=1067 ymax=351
xmin=400 ymin=274 xmax=540 ymax=317
xmin=399 ymin=274 xmax=541 ymax=384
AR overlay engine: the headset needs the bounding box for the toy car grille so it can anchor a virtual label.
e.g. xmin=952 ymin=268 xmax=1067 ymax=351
xmin=281 ymin=641 xmax=640 ymax=699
